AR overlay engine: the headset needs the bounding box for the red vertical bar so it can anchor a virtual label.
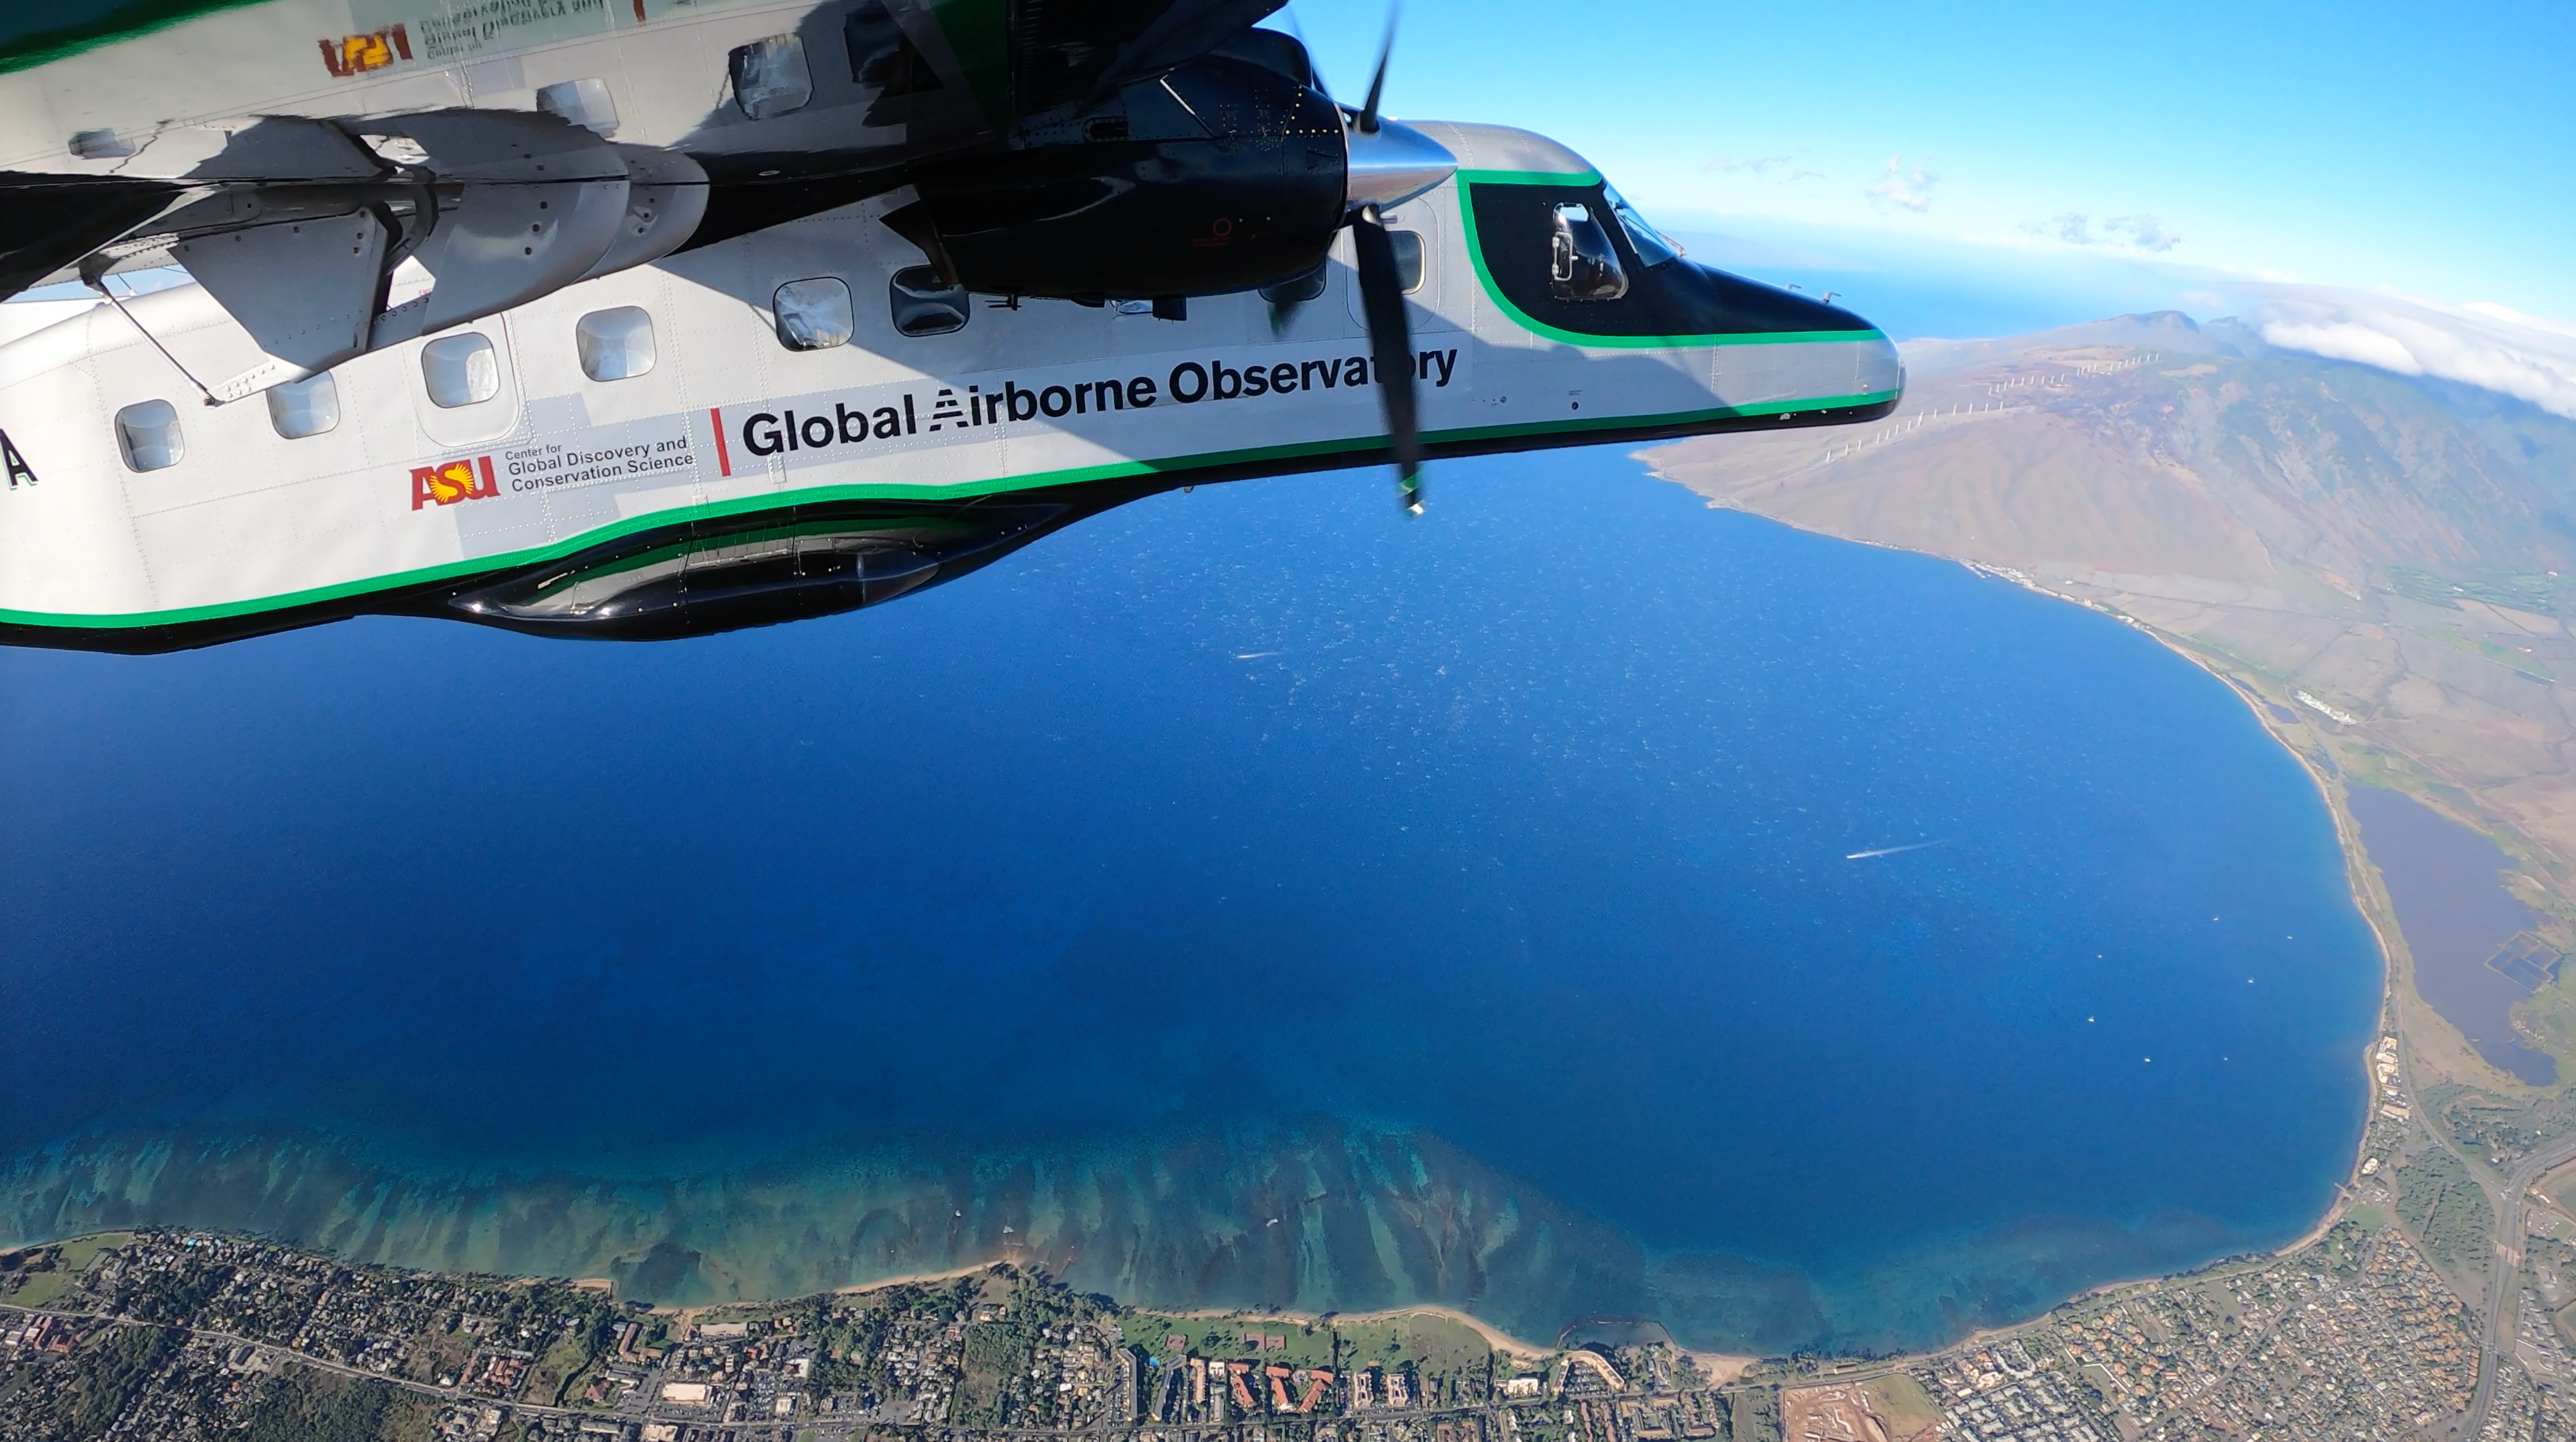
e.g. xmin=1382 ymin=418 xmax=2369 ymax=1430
xmin=476 ymin=455 xmax=497 ymax=497
xmin=709 ymin=409 xmax=731 ymax=477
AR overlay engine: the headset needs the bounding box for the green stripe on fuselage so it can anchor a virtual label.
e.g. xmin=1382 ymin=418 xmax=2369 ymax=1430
xmin=0 ymin=390 xmax=1895 ymax=631
xmin=0 ymin=0 xmax=268 ymax=73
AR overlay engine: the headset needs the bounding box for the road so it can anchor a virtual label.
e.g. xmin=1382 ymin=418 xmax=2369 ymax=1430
xmin=0 ymin=1301 xmax=605 ymax=1424
xmin=2388 ymin=1028 xmax=2576 ymax=1441
xmin=2461 ymin=1131 xmax=2576 ymax=1436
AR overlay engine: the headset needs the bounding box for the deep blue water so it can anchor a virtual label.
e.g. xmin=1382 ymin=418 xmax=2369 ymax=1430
xmin=0 ymin=447 xmax=2381 ymax=1349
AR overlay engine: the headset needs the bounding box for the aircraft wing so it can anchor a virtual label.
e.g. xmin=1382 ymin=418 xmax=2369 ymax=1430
xmin=0 ymin=0 xmax=1289 ymax=387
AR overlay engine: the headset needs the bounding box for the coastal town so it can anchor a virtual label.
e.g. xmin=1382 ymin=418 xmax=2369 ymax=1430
xmin=0 ymin=1168 xmax=2554 ymax=1442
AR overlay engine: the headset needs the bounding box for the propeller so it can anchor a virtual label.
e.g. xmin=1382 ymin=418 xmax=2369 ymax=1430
xmin=1356 ymin=7 xmax=1395 ymax=134
xmin=1350 ymin=203 xmax=1421 ymax=511
xmin=1324 ymin=4 xmax=1450 ymax=513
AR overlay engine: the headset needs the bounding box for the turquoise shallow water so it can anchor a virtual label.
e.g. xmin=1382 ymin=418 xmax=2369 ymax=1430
xmin=0 ymin=447 xmax=2382 ymax=1353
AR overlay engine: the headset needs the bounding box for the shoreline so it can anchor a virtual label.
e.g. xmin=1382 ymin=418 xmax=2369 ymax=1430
xmin=1130 ymin=1302 xmax=1565 ymax=1364
xmin=4 ymin=465 xmax=2451 ymax=1374
xmin=1635 ymin=447 xmax=2461 ymax=1337
xmin=554 ymin=588 xmax=2466 ymax=1380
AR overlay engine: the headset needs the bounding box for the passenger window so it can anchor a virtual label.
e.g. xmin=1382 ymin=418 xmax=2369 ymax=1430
xmin=730 ymin=36 xmax=812 ymax=120
xmin=114 ymin=399 xmax=183 ymax=472
xmin=774 ymin=278 xmax=854 ymax=350
xmin=1548 ymin=203 xmax=1628 ymax=302
xmin=535 ymin=77 xmax=619 ymax=136
xmin=422 ymin=333 xmax=500 ymax=408
xmin=576 ymin=306 xmax=656 ymax=381
xmin=267 ymin=372 xmax=340 ymax=439
xmin=1389 ymin=231 xmax=1424 ymax=293
xmin=889 ymin=266 xmax=968 ymax=337
xmin=70 ymin=128 xmax=132 ymax=160
xmin=1604 ymin=187 xmax=1683 ymax=267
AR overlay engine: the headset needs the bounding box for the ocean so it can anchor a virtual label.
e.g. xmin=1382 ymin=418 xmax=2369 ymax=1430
xmin=0 ymin=445 xmax=2383 ymax=1355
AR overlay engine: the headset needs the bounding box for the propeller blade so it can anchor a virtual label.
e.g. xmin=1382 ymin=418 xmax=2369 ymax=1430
xmin=1279 ymin=6 xmax=1334 ymax=105
xmin=1351 ymin=205 xmax=1422 ymax=511
xmin=1357 ymin=4 xmax=1399 ymax=133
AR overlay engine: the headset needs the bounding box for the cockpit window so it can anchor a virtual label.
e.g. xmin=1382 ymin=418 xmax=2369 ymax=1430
xmin=1548 ymin=203 xmax=1628 ymax=302
xmin=1604 ymin=187 xmax=1684 ymax=268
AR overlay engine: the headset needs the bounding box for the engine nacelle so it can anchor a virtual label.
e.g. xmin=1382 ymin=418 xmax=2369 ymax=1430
xmin=903 ymin=53 xmax=1346 ymax=302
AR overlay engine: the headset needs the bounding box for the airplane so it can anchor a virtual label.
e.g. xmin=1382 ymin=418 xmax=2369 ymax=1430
xmin=0 ymin=0 xmax=1902 ymax=652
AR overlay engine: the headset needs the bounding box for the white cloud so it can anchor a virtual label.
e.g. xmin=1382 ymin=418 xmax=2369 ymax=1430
xmin=1865 ymin=154 xmax=1939 ymax=214
xmin=2105 ymin=214 xmax=2181 ymax=252
xmin=2018 ymin=211 xmax=2093 ymax=243
xmin=2015 ymin=211 xmax=2181 ymax=252
xmin=2250 ymin=285 xmax=2576 ymax=419
xmin=1702 ymin=150 xmax=1822 ymax=186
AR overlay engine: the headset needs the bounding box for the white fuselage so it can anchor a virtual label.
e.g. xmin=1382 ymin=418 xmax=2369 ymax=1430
xmin=0 ymin=123 xmax=1901 ymax=643
xmin=2 ymin=0 xmax=931 ymax=182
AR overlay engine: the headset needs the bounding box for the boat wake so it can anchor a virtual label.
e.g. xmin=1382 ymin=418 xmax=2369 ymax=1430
xmin=1845 ymin=841 xmax=1941 ymax=861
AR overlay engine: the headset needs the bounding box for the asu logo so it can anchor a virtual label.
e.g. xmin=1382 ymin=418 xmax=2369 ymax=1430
xmin=318 ymin=23 xmax=411 ymax=78
xmin=410 ymin=456 xmax=499 ymax=511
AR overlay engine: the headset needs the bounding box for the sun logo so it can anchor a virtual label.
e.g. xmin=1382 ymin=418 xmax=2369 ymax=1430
xmin=410 ymin=456 xmax=498 ymax=511
xmin=318 ymin=24 xmax=411 ymax=79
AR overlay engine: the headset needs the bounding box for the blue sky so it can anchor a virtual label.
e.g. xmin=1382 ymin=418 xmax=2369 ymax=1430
xmin=1278 ymin=0 xmax=2576 ymax=328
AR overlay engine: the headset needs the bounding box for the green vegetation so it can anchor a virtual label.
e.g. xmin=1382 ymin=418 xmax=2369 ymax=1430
xmin=950 ymin=1321 xmax=1033 ymax=1425
xmin=49 ymin=1235 xmax=130 ymax=1276
xmin=117 ymin=1256 xmax=233 ymax=1325
xmin=55 ymin=1323 xmax=181 ymax=1440
xmin=2 ymin=1267 xmax=75 ymax=1310
xmin=1868 ymin=1375 xmax=1940 ymax=1436
xmin=1729 ymin=1386 xmax=1783 ymax=1442
xmin=2313 ymin=1218 xmax=2376 ymax=1278
xmin=2421 ymin=1082 xmax=2576 ymax=1164
xmin=2514 ymin=986 xmax=2576 ymax=1062
xmin=0 ymin=1237 xmax=129 ymax=1312
xmin=1328 ymin=1313 xmax=1497 ymax=1404
xmin=235 ymin=1366 xmax=395 ymax=1442
xmin=1509 ymin=1411 xmax=1574 ymax=1442
xmin=399 ymin=1316 xmax=476 ymax=1386
xmin=2393 ymin=1145 xmax=2495 ymax=1279
xmin=813 ymin=1278 xmax=979 ymax=1405
xmin=2386 ymin=567 xmax=2567 ymax=617
xmin=527 ymin=1328 xmax=597 ymax=1407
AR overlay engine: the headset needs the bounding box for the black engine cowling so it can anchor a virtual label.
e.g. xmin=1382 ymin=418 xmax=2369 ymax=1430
xmin=903 ymin=51 xmax=1345 ymax=301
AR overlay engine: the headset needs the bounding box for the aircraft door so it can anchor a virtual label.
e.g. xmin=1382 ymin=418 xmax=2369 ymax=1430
xmin=408 ymin=319 xmax=523 ymax=449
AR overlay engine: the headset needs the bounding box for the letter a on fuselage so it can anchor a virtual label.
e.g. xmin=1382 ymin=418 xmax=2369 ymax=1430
xmin=1 ymin=429 xmax=34 ymax=488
